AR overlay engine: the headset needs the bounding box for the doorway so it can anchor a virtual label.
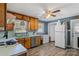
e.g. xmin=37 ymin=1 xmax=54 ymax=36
xmin=48 ymin=22 xmax=56 ymax=42
xmin=70 ymin=19 xmax=79 ymax=49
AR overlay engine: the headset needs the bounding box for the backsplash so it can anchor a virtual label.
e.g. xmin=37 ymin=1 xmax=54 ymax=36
xmin=0 ymin=31 xmax=15 ymax=39
xmin=0 ymin=31 xmax=5 ymax=40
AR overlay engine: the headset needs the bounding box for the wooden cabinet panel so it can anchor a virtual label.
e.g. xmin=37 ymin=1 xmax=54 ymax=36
xmin=27 ymin=21 xmax=31 ymax=31
xmin=0 ymin=3 xmax=6 ymax=28
xmin=7 ymin=11 xmax=39 ymax=31
xmin=35 ymin=36 xmax=41 ymax=46
xmin=16 ymin=38 xmax=25 ymax=46
xmin=6 ymin=13 xmax=15 ymax=31
xmin=16 ymin=38 xmax=31 ymax=49
xmin=30 ymin=17 xmax=35 ymax=30
xmin=24 ymin=38 xmax=31 ymax=48
xmin=23 ymin=16 xmax=29 ymax=21
xmin=27 ymin=17 xmax=34 ymax=31
xmin=27 ymin=17 xmax=38 ymax=31
xmin=14 ymin=14 xmax=23 ymax=20
xmin=7 ymin=13 xmax=15 ymax=20
xmin=16 ymin=36 xmax=42 ymax=49
xmin=34 ymin=19 xmax=38 ymax=30
xmin=23 ymin=16 xmax=30 ymax=31
xmin=6 ymin=24 xmax=14 ymax=30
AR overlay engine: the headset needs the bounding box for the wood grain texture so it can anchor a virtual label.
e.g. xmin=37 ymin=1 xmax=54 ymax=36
xmin=0 ymin=3 xmax=6 ymax=27
xmin=27 ymin=42 xmax=79 ymax=56
xmin=24 ymin=38 xmax=31 ymax=49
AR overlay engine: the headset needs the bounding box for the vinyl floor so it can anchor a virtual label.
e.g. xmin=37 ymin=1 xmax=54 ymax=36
xmin=27 ymin=42 xmax=79 ymax=56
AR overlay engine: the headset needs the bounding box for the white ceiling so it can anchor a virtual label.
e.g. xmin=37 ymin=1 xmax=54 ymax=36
xmin=7 ymin=3 xmax=79 ymax=22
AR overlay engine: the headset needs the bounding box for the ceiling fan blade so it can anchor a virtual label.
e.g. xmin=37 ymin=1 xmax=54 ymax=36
xmin=51 ymin=14 xmax=56 ymax=17
xmin=52 ymin=10 xmax=60 ymax=13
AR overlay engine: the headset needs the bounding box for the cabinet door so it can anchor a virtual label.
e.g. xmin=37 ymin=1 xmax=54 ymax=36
xmin=27 ymin=21 xmax=31 ymax=31
xmin=23 ymin=16 xmax=29 ymax=21
xmin=34 ymin=19 xmax=38 ymax=30
xmin=27 ymin=17 xmax=31 ymax=31
xmin=27 ymin=17 xmax=38 ymax=31
xmin=27 ymin=17 xmax=35 ymax=31
xmin=35 ymin=36 xmax=41 ymax=46
xmin=30 ymin=17 xmax=35 ymax=31
xmin=0 ymin=3 xmax=6 ymax=30
xmin=14 ymin=14 xmax=23 ymax=20
xmin=23 ymin=16 xmax=30 ymax=31
xmin=6 ymin=13 xmax=15 ymax=31
xmin=24 ymin=38 xmax=31 ymax=48
xmin=16 ymin=38 xmax=25 ymax=46
xmin=6 ymin=24 xmax=14 ymax=30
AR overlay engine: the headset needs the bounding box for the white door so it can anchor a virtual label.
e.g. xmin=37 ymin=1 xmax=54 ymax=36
xmin=55 ymin=21 xmax=65 ymax=48
xmin=55 ymin=31 xmax=65 ymax=48
xmin=48 ymin=23 xmax=55 ymax=41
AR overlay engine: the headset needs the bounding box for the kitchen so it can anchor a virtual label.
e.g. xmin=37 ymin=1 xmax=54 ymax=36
xmin=0 ymin=3 xmax=79 ymax=56
xmin=0 ymin=3 xmax=49 ymax=56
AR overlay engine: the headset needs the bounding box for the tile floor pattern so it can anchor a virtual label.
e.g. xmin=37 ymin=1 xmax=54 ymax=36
xmin=27 ymin=42 xmax=79 ymax=56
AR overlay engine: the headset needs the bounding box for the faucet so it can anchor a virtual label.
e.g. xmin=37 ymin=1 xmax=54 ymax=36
xmin=3 ymin=31 xmax=8 ymax=39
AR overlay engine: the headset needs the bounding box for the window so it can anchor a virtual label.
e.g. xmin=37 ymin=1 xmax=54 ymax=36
xmin=37 ymin=22 xmax=44 ymax=33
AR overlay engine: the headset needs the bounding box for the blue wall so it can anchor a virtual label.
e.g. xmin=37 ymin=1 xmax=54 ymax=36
xmin=48 ymin=15 xmax=79 ymax=23
xmin=44 ymin=23 xmax=48 ymax=34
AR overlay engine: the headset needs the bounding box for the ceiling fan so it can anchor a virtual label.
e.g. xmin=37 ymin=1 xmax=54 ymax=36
xmin=42 ymin=9 xmax=61 ymax=19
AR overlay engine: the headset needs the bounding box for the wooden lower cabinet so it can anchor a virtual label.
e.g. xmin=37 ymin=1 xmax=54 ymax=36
xmin=16 ymin=36 xmax=42 ymax=49
xmin=16 ymin=38 xmax=31 ymax=49
xmin=16 ymin=38 xmax=25 ymax=46
xmin=24 ymin=38 xmax=31 ymax=49
xmin=35 ymin=36 xmax=41 ymax=46
xmin=31 ymin=36 xmax=42 ymax=47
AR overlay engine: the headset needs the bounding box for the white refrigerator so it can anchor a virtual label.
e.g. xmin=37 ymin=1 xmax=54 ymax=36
xmin=55 ymin=21 xmax=66 ymax=48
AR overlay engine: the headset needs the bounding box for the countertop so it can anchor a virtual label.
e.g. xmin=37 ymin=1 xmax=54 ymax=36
xmin=0 ymin=44 xmax=27 ymax=56
xmin=15 ymin=34 xmax=41 ymax=38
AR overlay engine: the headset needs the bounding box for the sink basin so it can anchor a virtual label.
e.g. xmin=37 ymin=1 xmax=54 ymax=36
xmin=0 ymin=37 xmax=16 ymax=42
xmin=29 ymin=35 xmax=41 ymax=37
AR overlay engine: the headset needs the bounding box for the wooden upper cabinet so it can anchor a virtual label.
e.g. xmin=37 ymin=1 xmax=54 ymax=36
xmin=6 ymin=13 xmax=15 ymax=31
xmin=30 ymin=17 xmax=35 ymax=31
xmin=34 ymin=18 xmax=38 ymax=30
xmin=27 ymin=17 xmax=33 ymax=31
xmin=0 ymin=3 xmax=6 ymax=27
xmin=14 ymin=13 xmax=23 ymax=20
xmin=23 ymin=16 xmax=30 ymax=21
xmin=7 ymin=11 xmax=39 ymax=31
xmin=27 ymin=17 xmax=38 ymax=31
